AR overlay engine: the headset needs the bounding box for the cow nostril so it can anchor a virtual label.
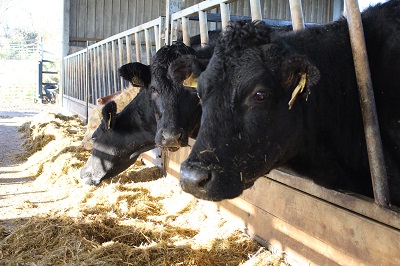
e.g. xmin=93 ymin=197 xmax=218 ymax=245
xmin=180 ymin=166 xmax=213 ymax=194
xmin=161 ymin=129 xmax=183 ymax=146
xmin=197 ymin=171 xmax=212 ymax=188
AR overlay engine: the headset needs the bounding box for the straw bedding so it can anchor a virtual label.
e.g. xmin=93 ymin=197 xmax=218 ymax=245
xmin=0 ymin=112 xmax=287 ymax=266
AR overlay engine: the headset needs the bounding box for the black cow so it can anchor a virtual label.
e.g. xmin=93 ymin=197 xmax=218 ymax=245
xmin=180 ymin=1 xmax=400 ymax=205
xmin=80 ymin=87 xmax=156 ymax=185
xmin=118 ymin=39 xmax=218 ymax=151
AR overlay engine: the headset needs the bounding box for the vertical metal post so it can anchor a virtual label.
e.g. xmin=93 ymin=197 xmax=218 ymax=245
xmin=126 ymin=35 xmax=132 ymax=63
xmin=111 ymin=40 xmax=118 ymax=92
xmin=289 ymin=0 xmax=305 ymax=30
xmin=250 ymin=0 xmax=262 ymax=21
xmin=38 ymin=60 xmax=43 ymax=99
xmin=145 ymin=28 xmax=151 ymax=64
xmin=105 ymin=42 xmax=111 ymax=95
xmin=220 ymin=2 xmax=230 ymax=30
xmin=135 ymin=33 xmax=141 ymax=62
xmin=182 ymin=17 xmax=190 ymax=46
xmin=345 ymin=0 xmax=390 ymax=207
xmin=154 ymin=25 xmax=160 ymax=51
xmin=118 ymin=38 xmax=124 ymax=90
xmin=85 ymin=43 xmax=90 ymax=123
xmin=199 ymin=10 xmax=209 ymax=47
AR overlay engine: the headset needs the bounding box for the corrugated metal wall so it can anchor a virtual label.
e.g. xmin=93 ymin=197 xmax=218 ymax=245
xmin=67 ymin=0 xmax=342 ymax=54
xmin=68 ymin=0 xmax=165 ymax=47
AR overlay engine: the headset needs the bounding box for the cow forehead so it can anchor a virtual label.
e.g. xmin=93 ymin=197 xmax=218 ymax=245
xmin=199 ymin=48 xmax=269 ymax=99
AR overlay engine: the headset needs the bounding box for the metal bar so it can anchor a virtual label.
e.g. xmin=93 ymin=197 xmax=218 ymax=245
xmin=199 ymin=10 xmax=209 ymax=47
xmin=289 ymin=0 xmax=305 ymax=30
xmin=135 ymin=32 xmax=141 ymax=62
xmin=126 ymin=35 xmax=132 ymax=63
xmin=85 ymin=44 xmax=90 ymax=122
xmin=38 ymin=60 xmax=43 ymax=99
xmin=170 ymin=19 xmax=179 ymax=44
xmin=182 ymin=16 xmax=190 ymax=46
xmin=80 ymin=54 xmax=84 ymax=100
xmin=118 ymin=38 xmax=124 ymax=90
xmin=345 ymin=0 xmax=390 ymax=207
xmin=105 ymin=42 xmax=111 ymax=95
xmin=93 ymin=47 xmax=99 ymax=103
xmin=250 ymin=0 xmax=262 ymax=21
xmin=219 ymin=2 xmax=230 ymax=29
xmin=111 ymin=40 xmax=118 ymax=92
xmin=101 ymin=45 xmax=107 ymax=97
xmin=145 ymin=28 xmax=151 ymax=64
xmin=154 ymin=25 xmax=160 ymax=51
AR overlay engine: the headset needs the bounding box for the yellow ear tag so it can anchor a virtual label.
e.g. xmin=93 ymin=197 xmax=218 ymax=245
xmin=183 ymin=73 xmax=198 ymax=88
xmin=288 ymin=72 xmax=307 ymax=110
xmin=131 ymin=76 xmax=145 ymax=87
xmin=107 ymin=112 xmax=112 ymax=129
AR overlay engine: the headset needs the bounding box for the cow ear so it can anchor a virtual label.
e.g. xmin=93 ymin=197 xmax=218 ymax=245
xmin=168 ymin=55 xmax=208 ymax=88
xmin=102 ymin=101 xmax=118 ymax=129
xmin=281 ymin=56 xmax=320 ymax=109
xmin=118 ymin=62 xmax=151 ymax=87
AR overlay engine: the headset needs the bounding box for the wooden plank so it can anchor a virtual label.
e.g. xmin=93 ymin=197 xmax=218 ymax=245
xmin=267 ymin=169 xmax=400 ymax=229
xmin=95 ymin=0 xmax=105 ymax=39
xmin=103 ymin=0 xmax=112 ymax=38
xmin=69 ymin=0 xmax=78 ymax=40
xmin=127 ymin=0 xmax=135 ymax=29
xmin=236 ymin=177 xmax=400 ymax=265
xmin=216 ymin=197 xmax=360 ymax=266
xmin=86 ymin=0 xmax=96 ymax=38
xmin=137 ymin=0 xmax=145 ymax=25
xmin=120 ymin=0 xmax=129 ymax=32
xmin=112 ymin=0 xmax=121 ymax=35
xmin=141 ymin=148 xmax=163 ymax=168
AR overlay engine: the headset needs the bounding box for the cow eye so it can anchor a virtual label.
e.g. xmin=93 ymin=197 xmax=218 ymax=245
xmin=254 ymin=91 xmax=267 ymax=101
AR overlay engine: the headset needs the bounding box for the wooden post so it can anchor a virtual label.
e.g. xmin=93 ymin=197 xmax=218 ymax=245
xmin=345 ymin=0 xmax=390 ymax=207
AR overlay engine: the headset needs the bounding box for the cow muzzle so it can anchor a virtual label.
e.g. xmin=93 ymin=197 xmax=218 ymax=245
xmin=180 ymin=162 xmax=244 ymax=201
xmin=159 ymin=128 xmax=184 ymax=150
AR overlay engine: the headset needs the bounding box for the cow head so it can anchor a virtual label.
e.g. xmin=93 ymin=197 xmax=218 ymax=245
xmin=118 ymin=43 xmax=201 ymax=151
xmin=80 ymin=89 xmax=156 ymax=185
xmin=180 ymin=20 xmax=320 ymax=201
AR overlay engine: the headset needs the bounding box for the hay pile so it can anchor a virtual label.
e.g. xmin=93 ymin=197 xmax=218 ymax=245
xmin=0 ymin=112 xmax=287 ymax=265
